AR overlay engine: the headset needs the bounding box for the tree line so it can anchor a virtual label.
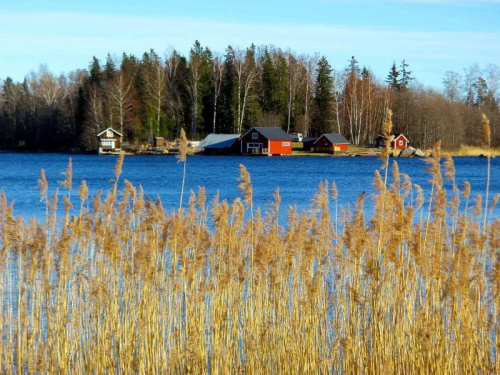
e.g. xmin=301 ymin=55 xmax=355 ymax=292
xmin=1 ymin=41 xmax=499 ymax=151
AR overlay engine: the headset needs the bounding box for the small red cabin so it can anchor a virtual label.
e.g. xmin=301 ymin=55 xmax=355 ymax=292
xmin=312 ymin=133 xmax=350 ymax=153
xmin=240 ymin=127 xmax=292 ymax=155
xmin=96 ymin=127 xmax=122 ymax=154
xmin=375 ymin=133 xmax=409 ymax=151
xmin=391 ymin=134 xmax=409 ymax=150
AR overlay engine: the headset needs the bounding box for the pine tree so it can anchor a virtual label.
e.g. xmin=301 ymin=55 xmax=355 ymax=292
xmin=399 ymin=59 xmax=414 ymax=90
xmin=347 ymin=56 xmax=361 ymax=78
xmin=313 ymin=56 xmax=334 ymax=135
xmin=261 ymin=48 xmax=276 ymax=114
xmin=385 ymin=61 xmax=400 ymax=90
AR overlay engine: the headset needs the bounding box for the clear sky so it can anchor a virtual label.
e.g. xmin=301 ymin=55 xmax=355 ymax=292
xmin=1 ymin=0 xmax=499 ymax=89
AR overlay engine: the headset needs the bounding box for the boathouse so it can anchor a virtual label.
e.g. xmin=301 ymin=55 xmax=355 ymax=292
xmin=240 ymin=127 xmax=292 ymax=155
xmin=96 ymin=128 xmax=122 ymax=154
xmin=199 ymin=134 xmax=240 ymax=155
xmin=312 ymin=133 xmax=350 ymax=153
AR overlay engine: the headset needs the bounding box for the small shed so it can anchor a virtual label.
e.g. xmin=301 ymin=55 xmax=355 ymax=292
xmin=313 ymin=133 xmax=350 ymax=153
xmin=240 ymin=127 xmax=292 ymax=155
xmin=199 ymin=134 xmax=240 ymax=155
xmin=96 ymin=128 xmax=122 ymax=154
xmin=154 ymin=137 xmax=165 ymax=148
xmin=375 ymin=133 xmax=409 ymax=151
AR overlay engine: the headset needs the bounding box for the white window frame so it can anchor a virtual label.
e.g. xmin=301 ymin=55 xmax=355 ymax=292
xmin=282 ymin=142 xmax=290 ymax=147
xmin=101 ymin=140 xmax=115 ymax=147
xmin=399 ymin=140 xmax=403 ymax=146
xmin=247 ymin=143 xmax=261 ymax=149
xmin=106 ymin=130 xmax=113 ymax=137
xmin=252 ymin=133 xmax=258 ymax=140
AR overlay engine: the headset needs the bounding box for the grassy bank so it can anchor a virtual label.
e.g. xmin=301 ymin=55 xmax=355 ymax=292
xmin=0 ymin=144 xmax=499 ymax=373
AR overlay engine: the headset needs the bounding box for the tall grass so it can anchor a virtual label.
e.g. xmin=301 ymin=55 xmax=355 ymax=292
xmin=1 ymin=138 xmax=500 ymax=373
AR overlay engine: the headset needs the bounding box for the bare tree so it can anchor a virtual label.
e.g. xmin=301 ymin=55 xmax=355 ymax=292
xmin=302 ymin=55 xmax=318 ymax=137
xmin=211 ymin=55 xmax=224 ymax=133
xmin=165 ymin=50 xmax=184 ymax=133
xmin=332 ymin=70 xmax=344 ymax=134
xmin=463 ymin=63 xmax=481 ymax=106
xmin=108 ymin=69 xmax=134 ymax=138
xmin=233 ymin=48 xmax=258 ymax=134
xmin=187 ymin=52 xmax=202 ymax=139
xmin=143 ymin=54 xmax=167 ymax=142
xmin=485 ymin=64 xmax=500 ymax=107
xmin=442 ymin=71 xmax=462 ymax=103
xmin=285 ymin=51 xmax=304 ymax=134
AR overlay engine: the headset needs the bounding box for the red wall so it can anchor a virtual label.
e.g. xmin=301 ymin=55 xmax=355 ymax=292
xmin=393 ymin=136 xmax=408 ymax=150
xmin=241 ymin=130 xmax=292 ymax=155
xmin=269 ymin=140 xmax=292 ymax=155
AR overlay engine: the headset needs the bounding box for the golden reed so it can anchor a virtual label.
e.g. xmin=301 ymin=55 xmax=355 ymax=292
xmin=0 ymin=117 xmax=499 ymax=374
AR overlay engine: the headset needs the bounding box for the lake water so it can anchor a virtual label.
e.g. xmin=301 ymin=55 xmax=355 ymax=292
xmin=0 ymin=153 xmax=499 ymax=221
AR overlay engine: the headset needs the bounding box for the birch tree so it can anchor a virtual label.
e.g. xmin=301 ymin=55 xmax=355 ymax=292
xmin=143 ymin=51 xmax=167 ymax=142
xmin=211 ymin=55 xmax=224 ymax=133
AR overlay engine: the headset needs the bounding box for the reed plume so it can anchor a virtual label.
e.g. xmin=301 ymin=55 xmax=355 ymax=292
xmin=0 ymin=149 xmax=499 ymax=374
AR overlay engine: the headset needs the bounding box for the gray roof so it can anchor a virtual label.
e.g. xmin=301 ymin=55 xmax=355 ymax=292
xmin=314 ymin=133 xmax=350 ymax=145
xmin=246 ymin=127 xmax=293 ymax=141
xmin=199 ymin=133 xmax=240 ymax=149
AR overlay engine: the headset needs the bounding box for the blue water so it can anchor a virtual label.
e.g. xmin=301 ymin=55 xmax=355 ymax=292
xmin=0 ymin=153 xmax=499 ymax=221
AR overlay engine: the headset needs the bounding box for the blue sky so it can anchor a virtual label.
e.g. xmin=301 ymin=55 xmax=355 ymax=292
xmin=1 ymin=0 xmax=499 ymax=89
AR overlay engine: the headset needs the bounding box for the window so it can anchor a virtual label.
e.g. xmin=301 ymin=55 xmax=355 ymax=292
xmin=282 ymin=142 xmax=290 ymax=147
xmin=106 ymin=130 xmax=113 ymax=137
xmin=399 ymin=140 xmax=403 ymax=146
xmin=101 ymin=140 xmax=114 ymax=147
xmin=248 ymin=143 xmax=261 ymax=149
xmin=252 ymin=132 xmax=258 ymax=140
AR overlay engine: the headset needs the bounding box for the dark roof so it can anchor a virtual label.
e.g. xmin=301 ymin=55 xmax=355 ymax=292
xmin=199 ymin=133 xmax=240 ymax=149
xmin=244 ymin=127 xmax=292 ymax=141
xmin=303 ymin=137 xmax=318 ymax=144
xmin=314 ymin=133 xmax=350 ymax=145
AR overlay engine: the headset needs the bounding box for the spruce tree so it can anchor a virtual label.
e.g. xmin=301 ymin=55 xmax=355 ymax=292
xmin=399 ymin=59 xmax=414 ymax=90
xmin=313 ymin=56 xmax=334 ymax=134
xmin=385 ymin=61 xmax=400 ymax=90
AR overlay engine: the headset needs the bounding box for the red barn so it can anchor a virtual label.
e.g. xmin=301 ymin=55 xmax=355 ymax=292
xmin=312 ymin=133 xmax=350 ymax=153
xmin=240 ymin=127 xmax=292 ymax=155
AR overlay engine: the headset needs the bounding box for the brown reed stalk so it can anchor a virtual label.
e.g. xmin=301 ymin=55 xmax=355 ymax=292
xmin=481 ymin=113 xmax=491 ymax=234
xmin=375 ymin=108 xmax=393 ymax=257
xmin=177 ymin=128 xmax=188 ymax=211
xmin=2 ymin=153 xmax=500 ymax=373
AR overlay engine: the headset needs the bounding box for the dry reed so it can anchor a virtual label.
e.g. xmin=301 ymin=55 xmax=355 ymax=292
xmin=0 ymin=137 xmax=499 ymax=374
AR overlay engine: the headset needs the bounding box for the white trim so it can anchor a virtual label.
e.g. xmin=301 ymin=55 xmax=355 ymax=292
xmin=282 ymin=142 xmax=290 ymax=147
xmin=252 ymin=132 xmax=258 ymax=140
xmin=96 ymin=127 xmax=123 ymax=137
xmin=394 ymin=134 xmax=409 ymax=143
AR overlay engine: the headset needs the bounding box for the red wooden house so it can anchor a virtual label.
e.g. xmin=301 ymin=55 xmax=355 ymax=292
xmin=375 ymin=133 xmax=409 ymax=151
xmin=312 ymin=133 xmax=350 ymax=153
xmin=96 ymin=127 xmax=122 ymax=154
xmin=240 ymin=127 xmax=292 ymax=155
